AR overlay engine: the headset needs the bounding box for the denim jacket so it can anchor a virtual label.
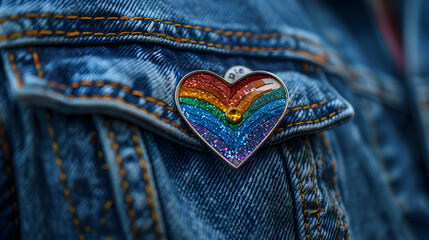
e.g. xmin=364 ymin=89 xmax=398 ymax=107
xmin=1 ymin=0 xmax=429 ymax=239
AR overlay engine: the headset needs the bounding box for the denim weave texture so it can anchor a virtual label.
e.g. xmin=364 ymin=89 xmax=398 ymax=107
xmin=0 ymin=0 xmax=429 ymax=240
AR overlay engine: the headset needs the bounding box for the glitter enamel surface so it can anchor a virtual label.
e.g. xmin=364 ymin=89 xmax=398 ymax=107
xmin=182 ymin=73 xmax=273 ymax=96
xmin=179 ymin=87 xmax=228 ymax=112
xmin=181 ymin=99 xmax=286 ymax=136
xmin=177 ymin=72 xmax=288 ymax=168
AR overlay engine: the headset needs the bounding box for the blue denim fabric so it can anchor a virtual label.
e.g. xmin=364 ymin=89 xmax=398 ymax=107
xmin=0 ymin=0 xmax=428 ymax=240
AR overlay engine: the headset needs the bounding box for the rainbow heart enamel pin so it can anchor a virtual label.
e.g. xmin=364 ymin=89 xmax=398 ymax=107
xmin=175 ymin=67 xmax=289 ymax=168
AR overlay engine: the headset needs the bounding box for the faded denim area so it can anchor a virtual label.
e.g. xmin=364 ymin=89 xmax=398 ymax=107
xmin=0 ymin=0 xmax=429 ymax=240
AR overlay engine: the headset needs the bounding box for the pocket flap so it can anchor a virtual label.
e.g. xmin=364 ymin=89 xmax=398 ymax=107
xmin=3 ymin=44 xmax=354 ymax=148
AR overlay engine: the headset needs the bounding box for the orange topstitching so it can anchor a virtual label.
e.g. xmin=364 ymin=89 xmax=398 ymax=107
xmin=0 ymin=13 xmax=322 ymax=46
xmin=0 ymin=30 xmax=327 ymax=63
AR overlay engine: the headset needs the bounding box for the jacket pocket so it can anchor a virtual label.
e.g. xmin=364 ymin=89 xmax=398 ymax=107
xmin=2 ymin=44 xmax=355 ymax=240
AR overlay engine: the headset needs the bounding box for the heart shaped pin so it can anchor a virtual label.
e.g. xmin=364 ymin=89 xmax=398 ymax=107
xmin=175 ymin=69 xmax=289 ymax=168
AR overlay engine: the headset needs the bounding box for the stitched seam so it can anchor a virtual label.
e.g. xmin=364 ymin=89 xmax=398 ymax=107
xmin=90 ymin=130 xmax=108 ymax=171
xmin=28 ymin=46 xmax=175 ymax=112
xmin=328 ymin=185 xmax=342 ymax=240
xmin=59 ymin=80 xmax=175 ymax=112
xmin=90 ymin=130 xmax=113 ymax=239
xmin=130 ymin=125 xmax=164 ymax=240
xmin=78 ymin=93 xmax=193 ymax=136
xmin=105 ymin=120 xmax=139 ymax=240
xmin=305 ymin=138 xmax=322 ymax=240
xmin=321 ymin=132 xmax=351 ymax=240
xmin=28 ymin=46 xmax=44 ymax=77
xmin=9 ymin=50 xmax=23 ymax=88
xmin=286 ymin=99 xmax=329 ymax=114
xmin=0 ymin=13 xmax=321 ymax=45
xmin=320 ymin=132 xmax=341 ymax=240
xmin=276 ymin=106 xmax=347 ymax=132
xmin=328 ymin=184 xmax=342 ymax=240
xmin=101 ymin=199 xmax=114 ymax=240
xmin=288 ymin=145 xmax=310 ymax=240
xmin=46 ymin=111 xmax=85 ymax=240
xmin=0 ymin=122 xmax=20 ymax=240
xmin=0 ymin=30 xmax=326 ymax=62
